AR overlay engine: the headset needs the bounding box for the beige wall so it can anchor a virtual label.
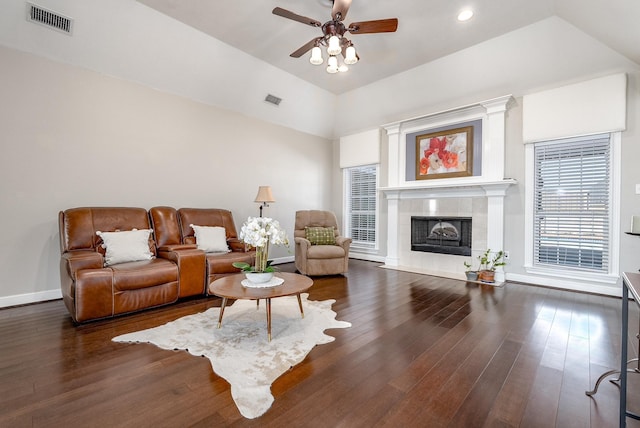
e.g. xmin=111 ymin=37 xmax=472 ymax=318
xmin=0 ymin=46 xmax=332 ymax=304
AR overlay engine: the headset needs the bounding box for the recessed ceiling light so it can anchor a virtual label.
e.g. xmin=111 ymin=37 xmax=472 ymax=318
xmin=457 ymin=9 xmax=474 ymax=22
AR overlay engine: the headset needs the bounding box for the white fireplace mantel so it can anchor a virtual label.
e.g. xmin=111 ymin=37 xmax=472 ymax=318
xmin=381 ymin=95 xmax=515 ymax=282
xmin=380 ymin=179 xmax=516 ymax=200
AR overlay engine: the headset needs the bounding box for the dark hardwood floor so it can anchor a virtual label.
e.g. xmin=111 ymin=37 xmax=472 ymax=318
xmin=2 ymin=259 xmax=640 ymax=427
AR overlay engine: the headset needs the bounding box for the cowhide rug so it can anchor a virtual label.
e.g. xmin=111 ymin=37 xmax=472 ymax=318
xmin=112 ymin=294 xmax=350 ymax=419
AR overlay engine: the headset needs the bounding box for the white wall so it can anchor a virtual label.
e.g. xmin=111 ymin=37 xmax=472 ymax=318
xmin=0 ymin=0 xmax=336 ymax=139
xmin=0 ymin=46 xmax=332 ymax=305
xmin=335 ymin=17 xmax=636 ymax=137
xmin=335 ymin=17 xmax=640 ymax=294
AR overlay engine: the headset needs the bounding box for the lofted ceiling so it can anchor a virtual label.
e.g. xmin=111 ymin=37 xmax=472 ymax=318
xmin=137 ymin=0 xmax=640 ymax=95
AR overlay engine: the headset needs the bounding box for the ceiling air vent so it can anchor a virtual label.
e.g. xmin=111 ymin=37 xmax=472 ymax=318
xmin=26 ymin=2 xmax=73 ymax=35
xmin=264 ymin=94 xmax=282 ymax=106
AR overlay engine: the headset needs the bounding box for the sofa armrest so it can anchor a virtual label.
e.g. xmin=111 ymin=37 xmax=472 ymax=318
xmin=61 ymin=250 xmax=104 ymax=279
xmin=157 ymin=247 xmax=206 ymax=297
xmin=336 ymin=236 xmax=352 ymax=249
xmin=157 ymin=244 xmax=198 ymax=252
xmin=294 ymin=237 xmax=311 ymax=261
xmin=228 ymin=238 xmax=248 ymax=252
xmin=294 ymin=236 xmax=311 ymax=249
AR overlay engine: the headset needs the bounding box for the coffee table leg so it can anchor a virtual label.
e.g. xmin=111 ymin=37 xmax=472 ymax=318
xmin=266 ymin=298 xmax=272 ymax=342
xmin=217 ymin=297 xmax=228 ymax=328
xmin=297 ymin=293 xmax=304 ymax=318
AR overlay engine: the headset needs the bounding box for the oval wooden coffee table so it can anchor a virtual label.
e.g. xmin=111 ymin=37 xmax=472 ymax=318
xmin=208 ymin=272 xmax=313 ymax=341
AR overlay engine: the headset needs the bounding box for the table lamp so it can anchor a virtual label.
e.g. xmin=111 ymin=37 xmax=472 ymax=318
xmin=254 ymin=186 xmax=275 ymax=217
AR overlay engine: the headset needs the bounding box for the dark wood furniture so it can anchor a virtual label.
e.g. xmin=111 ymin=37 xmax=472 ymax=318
xmin=620 ymin=272 xmax=640 ymax=426
xmin=208 ymin=272 xmax=313 ymax=341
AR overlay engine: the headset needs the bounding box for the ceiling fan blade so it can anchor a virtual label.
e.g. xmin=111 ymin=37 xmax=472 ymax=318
xmin=272 ymin=7 xmax=321 ymax=27
xmin=348 ymin=18 xmax=398 ymax=34
xmin=331 ymin=0 xmax=352 ymax=21
xmin=290 ymin=37 xmax=323 ymax=58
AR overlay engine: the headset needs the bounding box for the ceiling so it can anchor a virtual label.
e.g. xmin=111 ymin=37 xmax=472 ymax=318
xmin=137 ymin=0 xmax=640 ymax=95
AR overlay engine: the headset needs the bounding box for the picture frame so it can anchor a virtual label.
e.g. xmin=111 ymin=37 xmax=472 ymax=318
xmin=415 ymin=125 xmax=474 ymax=180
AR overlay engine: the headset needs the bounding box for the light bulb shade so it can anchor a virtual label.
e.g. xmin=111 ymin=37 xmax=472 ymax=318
xmin=344 ymin=46 xmax=358 ymax=65
xmin=309 ymin=46 xmax=323 ymax=65
xmin=254 ymin=186 xmax=275 ymax=203
xmin=327 ymin=36 xmax=341 ymax=55
xmin=338 ymin=64 xmax=349 ymax=73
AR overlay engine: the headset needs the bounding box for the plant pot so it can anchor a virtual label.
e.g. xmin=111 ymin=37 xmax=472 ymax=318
xmin=465 ymin=271 xmax=478 ymax=281
xmin=245 ymin=272 xmax=274 ymax=284
xmin=479 ymin=270 xmax=495 ymax=283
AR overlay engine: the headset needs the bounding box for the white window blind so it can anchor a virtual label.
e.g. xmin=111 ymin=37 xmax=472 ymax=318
xmin=533 ymin=135 xmax=611 ymax=272
xmin=345 ymin=165 xmax=377 ymax=248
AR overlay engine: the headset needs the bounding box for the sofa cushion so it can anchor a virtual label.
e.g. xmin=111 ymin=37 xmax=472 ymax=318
xmin=191 ymin=224 xmax=230 ymax=253
xmin=305 ymin=226 xmax=336 ymax=245
xmin=111 ymin=258 xmax=178 ymax=291
xmin=206 ymin=252 xmax=254 ymax=274
xmin=96 ymin=229 xmax=154 ymax=266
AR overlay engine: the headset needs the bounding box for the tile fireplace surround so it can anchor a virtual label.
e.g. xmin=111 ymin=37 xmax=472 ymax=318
xmin=381 ymin=96 xmax=516 ymax=282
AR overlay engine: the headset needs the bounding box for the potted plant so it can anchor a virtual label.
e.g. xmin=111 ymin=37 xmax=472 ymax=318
xmin=477 ymin=249 xmax=506 ymax=283
xmin=232 ymin=216 xmax=289 ymax=283
xmin=463 ymin=261 xmax=478 ymax=281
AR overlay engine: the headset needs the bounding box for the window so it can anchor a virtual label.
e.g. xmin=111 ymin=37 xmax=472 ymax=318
xmin=345 ymin=164 xmax=378 ymax=249
xmin=532 ymin=134 xmax=612 ymax=273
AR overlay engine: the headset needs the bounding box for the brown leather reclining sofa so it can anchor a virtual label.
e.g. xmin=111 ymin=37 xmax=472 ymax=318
xmin=59 ymin=206 xmax=255 ymax=323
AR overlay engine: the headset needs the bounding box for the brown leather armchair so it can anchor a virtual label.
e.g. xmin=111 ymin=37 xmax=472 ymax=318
xmin=294 ymin=210 xmax=352 ymax=276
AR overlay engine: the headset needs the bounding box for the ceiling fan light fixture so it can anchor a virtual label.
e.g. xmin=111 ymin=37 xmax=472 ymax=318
xmin=327 ymin=35 xmax=341 ymax=55
xmin=309 ymin=46 xmax=324 ymax=65
xmin=344 ymin=45 xmax=358 ymax=65
xmin=326 ymin=55 xmax=339 ymax=73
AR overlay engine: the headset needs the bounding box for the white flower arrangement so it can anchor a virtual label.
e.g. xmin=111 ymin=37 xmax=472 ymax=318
xmin=235 ymin=217 xmax=289 ymax=272
xmin=239 ymin=216 xmax=289 ymax=248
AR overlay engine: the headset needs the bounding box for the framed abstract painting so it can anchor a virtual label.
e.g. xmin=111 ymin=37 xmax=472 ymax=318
xmin=415 ymin=126 xmax=474 ymax=180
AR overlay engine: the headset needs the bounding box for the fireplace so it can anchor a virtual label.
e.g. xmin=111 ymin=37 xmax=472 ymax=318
xmin=411 ymin=216 xmax=472 ymax=256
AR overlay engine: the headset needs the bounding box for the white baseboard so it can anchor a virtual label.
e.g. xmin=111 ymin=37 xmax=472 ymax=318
xmin=271 ymin=256 xmax=294 ymax=265
xmin=506 ymin=272 xmax=621 ymax=297
xmin=4 ymin=263 xmax=617 ymax=309
xmin=349 ymin=253 xmax=387 ymax=263
xmin=0 ymin=289 xmax=62 ymax=308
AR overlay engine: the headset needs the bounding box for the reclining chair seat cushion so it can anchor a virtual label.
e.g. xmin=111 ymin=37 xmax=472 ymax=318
xmin=307 ymin=245 xmax=345 ymax=259
xmin=111 ymin=259 xmax=178 ymax=291
xmin=206 ymin=251 xmax=255 ymax=274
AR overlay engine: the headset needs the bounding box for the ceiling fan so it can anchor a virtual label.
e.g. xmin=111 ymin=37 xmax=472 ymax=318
xmin=272 ymin=0 xmax=398 ymax=73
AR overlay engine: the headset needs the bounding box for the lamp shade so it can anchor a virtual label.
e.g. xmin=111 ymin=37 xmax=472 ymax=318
xmin=344 ymin=46 xmax=358 ymax=65
xmin=326 ymin=55 xmax=339 ymax=74
xmin=327 ymin=35 xmax=341 ymax=55
xmin=309 ymin=46 xmax=323 ymax=65
xmin=254 ymin=186 xmax=275 ymax=203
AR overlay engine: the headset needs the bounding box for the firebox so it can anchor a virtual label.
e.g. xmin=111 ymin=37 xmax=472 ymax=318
xmin=411 ymin=216 xmax=472 ymax=256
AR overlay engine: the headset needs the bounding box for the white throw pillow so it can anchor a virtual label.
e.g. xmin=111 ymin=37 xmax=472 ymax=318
xmin=190 ymin=224 xmax=230 ymax=253
xmin=96 ymin=229 xmax=154 ymax=266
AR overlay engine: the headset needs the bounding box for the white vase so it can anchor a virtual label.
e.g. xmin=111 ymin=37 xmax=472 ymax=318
xmin=245 ymin=272 xmax=274 ymax=284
